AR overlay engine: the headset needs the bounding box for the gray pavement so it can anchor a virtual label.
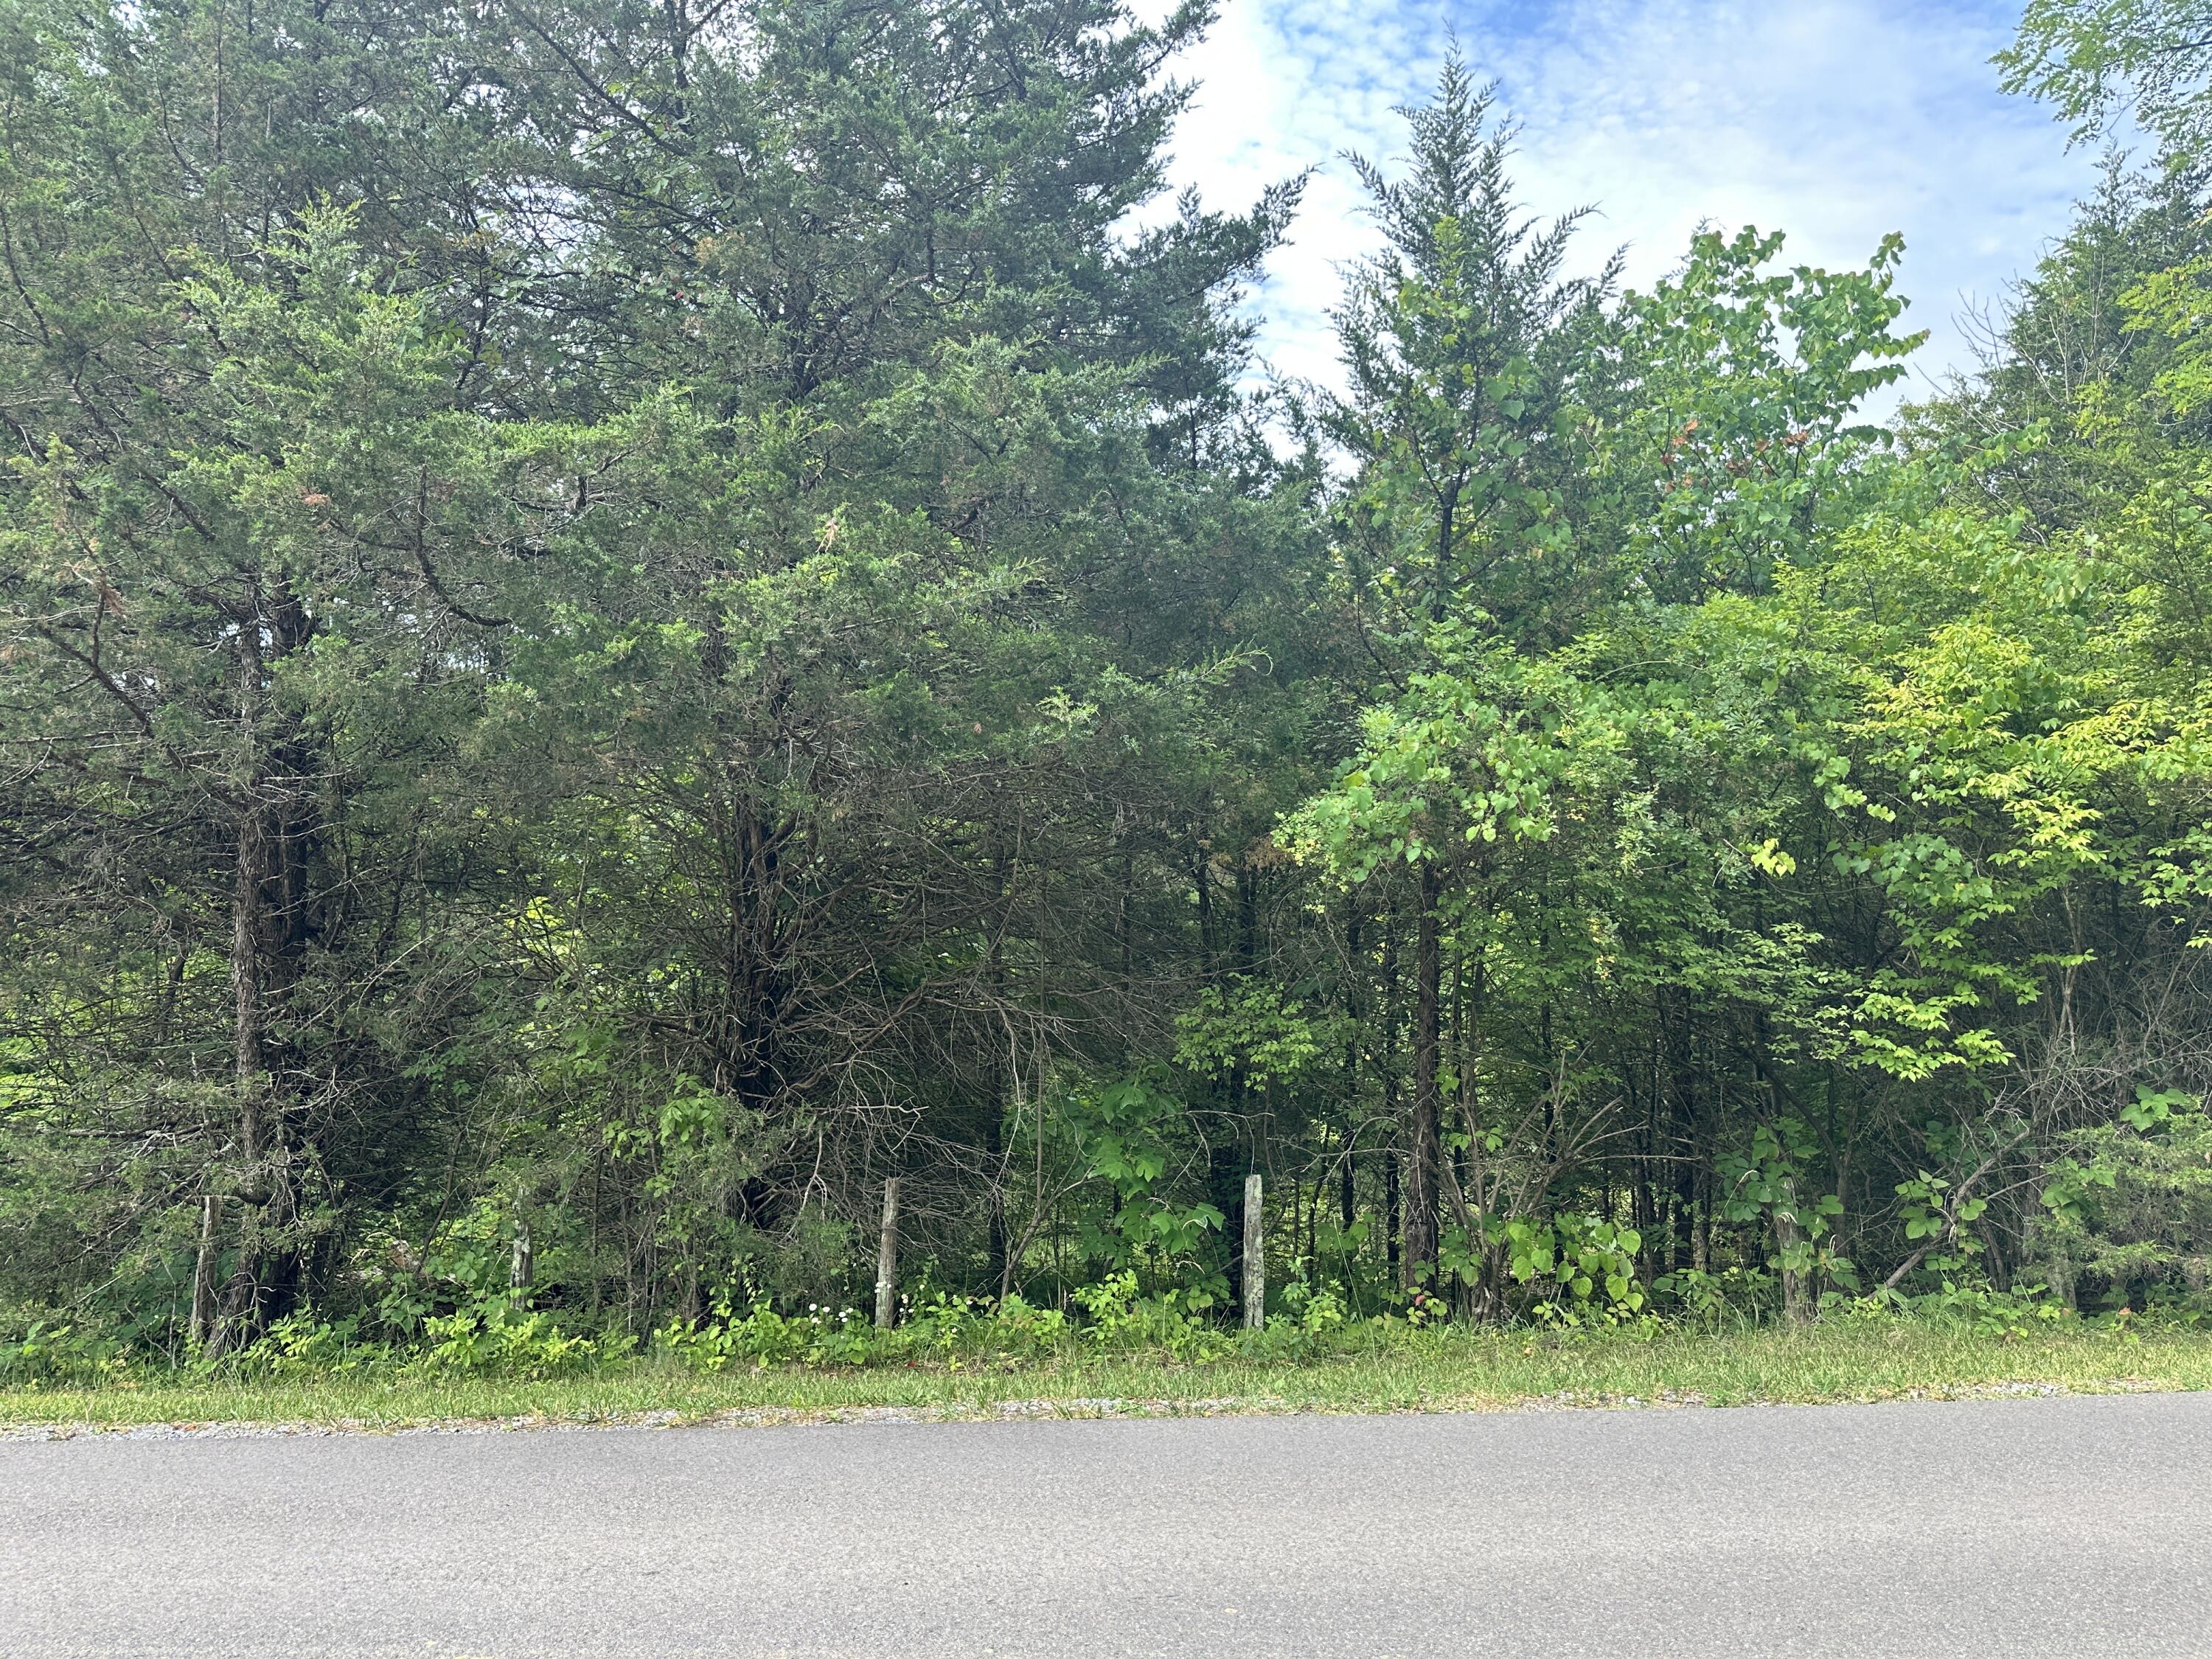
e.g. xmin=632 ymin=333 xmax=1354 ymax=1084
xmin=3 ymin=1393 xmax=2209 ymax=1657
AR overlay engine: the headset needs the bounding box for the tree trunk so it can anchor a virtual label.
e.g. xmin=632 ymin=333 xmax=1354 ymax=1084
xmin=1242 ymin=1172 xmax=1265 ymax=1331
xmin=189 ymin=1194 xmax=220 ymax=1348
xmin=208 ymin=787 xmax=271 ymax=1359
xmin=984 ymin=849 xmax=1012 ymax=1297
xmin=208 ymin=599 xmax=316 ymax=1357
xmin=232 ymin=795 xmax=266 ymax=1166
xmin=1404 ymin=863 xmax=1442 ymax=1288
xmin=1381 ymin=920 xmax=1400 ymax=1279
xmin=1340 ymin=902 xmax=1360 ymax=1298
xmin=1385 ymin=1151 xmax=1400 ymax=1277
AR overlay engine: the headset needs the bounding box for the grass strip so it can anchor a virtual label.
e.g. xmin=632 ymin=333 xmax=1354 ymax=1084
xmin=5 ymin=1323 xmax=2210 ymax=1436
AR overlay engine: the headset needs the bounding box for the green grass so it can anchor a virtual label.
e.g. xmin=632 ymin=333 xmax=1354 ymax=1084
xmin=6 ymin=1321 xmax=2210 ymax=1434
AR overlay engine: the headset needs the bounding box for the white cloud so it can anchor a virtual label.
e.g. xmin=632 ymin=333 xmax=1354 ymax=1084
xmin=1151 ymin=0 xmax=2113 ymax=406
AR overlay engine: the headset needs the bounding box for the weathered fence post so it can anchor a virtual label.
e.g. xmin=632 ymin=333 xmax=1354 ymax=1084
xmin=509 ymin=1216 xmax=533 ymax=1290
xmin=875 ymin=1177 xmax=901 ymax=1329
xmin=1243 ymin=1171 xmax=1265 ymax=1331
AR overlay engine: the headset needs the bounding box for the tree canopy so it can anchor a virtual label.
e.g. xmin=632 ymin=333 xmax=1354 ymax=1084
xmin=4 ymin=0 xmax=2211 ymax=1363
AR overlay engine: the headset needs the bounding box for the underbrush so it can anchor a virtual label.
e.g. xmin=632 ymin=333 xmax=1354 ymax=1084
xmin=2 ymin=1267 xmax=2202 ymax=1413
xmin=1 ymin=1268 xmax=1365 ymax=1387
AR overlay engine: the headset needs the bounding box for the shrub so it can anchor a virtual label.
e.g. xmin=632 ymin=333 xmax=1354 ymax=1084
xmin=2037 ymin=1091 xmax=2212 ymax=1315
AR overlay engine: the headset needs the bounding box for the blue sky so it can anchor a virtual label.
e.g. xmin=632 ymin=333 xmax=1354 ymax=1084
xmin=1141 ymin=0 xmax=2116 ymax=405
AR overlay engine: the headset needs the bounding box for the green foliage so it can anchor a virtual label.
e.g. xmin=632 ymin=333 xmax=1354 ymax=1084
xmin=657 ymin=1298 xmax=888 ymax=1373
xmin=1608 ymin=223 xmax=1921 ymax=597
xmin=0 ymin=1311 xmax=128 ymax=1386
xmin=1055 ymin=1078 xmax=1227 ymax=1302
xmin=5 ymin=1 xmax=2212 ymax=1380
xmin=2037 ymin=1091 xmax=2212 ymax=1313
xmin=1651 ymin=1267 xmax=1778 ymax=1332
xmin=1443 ymin=1213 xmax=1647 ymax=1318
xmin=1720 ymin=1121 xmax=1859 ymax=1305
xmin=2001 ymin=0 xmax=2212 ymax=153
xmin=1287 ymin=641 xmax=1582 ymax=880
xmin=1175 ymin=986 xmax=1340 ymax=1088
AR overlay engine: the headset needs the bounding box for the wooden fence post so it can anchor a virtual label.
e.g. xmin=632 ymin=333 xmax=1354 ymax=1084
xmin=875 ymin=1177 xmax=901 ymax=1329
xmin=1243 ymin=1171 xmax=1264 ymax=1331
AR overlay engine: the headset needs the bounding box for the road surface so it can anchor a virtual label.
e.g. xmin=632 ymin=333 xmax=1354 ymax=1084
xmin=3 ymin=1392 xmax=2208 ymax=1657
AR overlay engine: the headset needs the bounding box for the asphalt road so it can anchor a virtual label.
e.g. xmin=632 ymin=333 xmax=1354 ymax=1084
xmin=3 ymin=1393 xmax=2208 ymax=1658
